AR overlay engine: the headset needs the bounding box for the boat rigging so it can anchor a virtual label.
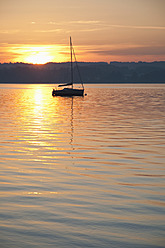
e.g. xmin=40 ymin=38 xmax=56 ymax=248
xmin=52 ymin=37 xmax=84 ymax=97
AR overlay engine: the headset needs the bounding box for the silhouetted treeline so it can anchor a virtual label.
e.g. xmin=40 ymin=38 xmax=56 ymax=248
xmin=0 ymin=61 xmax=165 ymax=83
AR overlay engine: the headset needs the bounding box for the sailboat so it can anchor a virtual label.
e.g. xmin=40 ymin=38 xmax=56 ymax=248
xmin=52 ymin=37 xmax=84 ymax=97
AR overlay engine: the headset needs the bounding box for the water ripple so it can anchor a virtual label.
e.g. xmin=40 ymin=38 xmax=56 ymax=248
xmin=0 ymin=84 xmax=165 ymax=248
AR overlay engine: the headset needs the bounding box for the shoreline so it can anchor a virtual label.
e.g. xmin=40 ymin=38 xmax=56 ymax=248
xmin=0 ymin=82 xmax=165 ymax=84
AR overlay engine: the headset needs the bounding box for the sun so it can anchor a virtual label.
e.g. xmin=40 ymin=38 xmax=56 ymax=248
xmin=25 ymin=51 xmax=53 ymax=64
xmin=11 ymin=45 xmax=63 ymax=64
xmin=9 ymin=44 xmax=70 ymax=64
xmin=23 ymin=46 xmax=54 ymax=64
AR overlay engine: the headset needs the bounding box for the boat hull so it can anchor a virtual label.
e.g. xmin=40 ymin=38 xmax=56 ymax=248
xmin=52 ymin=88 xmax=84 ymax=97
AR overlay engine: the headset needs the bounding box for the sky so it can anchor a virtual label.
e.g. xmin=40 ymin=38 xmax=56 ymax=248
xmin=0 ymin=0 xmax=165 ymax=64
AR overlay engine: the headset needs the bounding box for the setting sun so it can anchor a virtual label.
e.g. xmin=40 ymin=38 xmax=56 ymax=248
xmin=6 ymin=45 xmax=70 ymax=64
xmin=25 ymin=51 xmax=53 ymax=64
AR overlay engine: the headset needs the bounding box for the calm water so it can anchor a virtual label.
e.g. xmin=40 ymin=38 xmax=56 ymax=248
xmin=0 ymin=83 xmax=165 ymax=248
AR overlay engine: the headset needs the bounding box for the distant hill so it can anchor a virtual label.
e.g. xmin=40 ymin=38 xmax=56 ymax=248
xmin=0 ymin=61 xmax=165 ymax=83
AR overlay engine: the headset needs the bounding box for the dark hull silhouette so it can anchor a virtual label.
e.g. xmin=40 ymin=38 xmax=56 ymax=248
xmin=52 ymin=88 xmax=84 ymax=96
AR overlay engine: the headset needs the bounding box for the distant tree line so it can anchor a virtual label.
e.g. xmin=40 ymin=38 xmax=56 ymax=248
xmin=0 ymin=61 xmax=165 ymax=83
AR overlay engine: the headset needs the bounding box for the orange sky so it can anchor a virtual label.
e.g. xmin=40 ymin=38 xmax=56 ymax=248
xmin=0 ymin=0 xmax=165 ymax=64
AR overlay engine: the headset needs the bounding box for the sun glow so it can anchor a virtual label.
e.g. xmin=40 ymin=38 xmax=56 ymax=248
xmin=25 ymin=51 xmax=53 ymax=64
xmin=7 ymin=45 xmax=69 ymax=64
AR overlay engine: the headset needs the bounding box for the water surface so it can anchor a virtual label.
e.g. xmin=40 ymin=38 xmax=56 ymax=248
xmin=0 ymin=83 xmax=165 ymax=248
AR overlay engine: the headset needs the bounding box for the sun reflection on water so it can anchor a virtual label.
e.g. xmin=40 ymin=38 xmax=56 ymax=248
xmin=16 ymin=85 xmax=79 ymax=160
xmin=0 ymin=84 xmax=165 ymax=248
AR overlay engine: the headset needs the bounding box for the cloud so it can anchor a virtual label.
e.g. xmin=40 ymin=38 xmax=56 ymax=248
xmin=69 ymin=20 xmax=101 ymax=25
xmin=46 ymin=20 xmax=104 ymax=34
xmin=36 ymin=29 xmax=63 ymax=33
xmin=88 ymin=45 xmax=165 ymax=56
xmin=48 ymin=20 xmax=102 ymax=25
xmin=45 ymin=21 xmax=165 ymax=31
xmin=109 ymin=24 xmax=165 ymax=30
xmin=0 ymin=30 xmax=20 ymax=34
xmin=47 ymin=21 xmax=165 ymax=35
xmin=66 ymin=28 xmax=105 ymax=33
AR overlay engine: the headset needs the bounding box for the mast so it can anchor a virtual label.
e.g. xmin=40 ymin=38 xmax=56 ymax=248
xmin=72 ymin=48 xmax=84 ymax=90
xmin=70 ymin=37 xmax=73 ymax=89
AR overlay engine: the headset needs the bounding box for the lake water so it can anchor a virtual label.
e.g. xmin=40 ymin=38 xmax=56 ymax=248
xmin=0 ymin=83 xmax=165 ymax=248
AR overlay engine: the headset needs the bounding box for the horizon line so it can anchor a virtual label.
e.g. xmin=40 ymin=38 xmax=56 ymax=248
xmin=1 ymin=60 xmax=165 ymax=65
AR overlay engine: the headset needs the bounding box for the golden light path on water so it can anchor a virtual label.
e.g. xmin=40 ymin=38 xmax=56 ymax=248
xmin=0 ymin=83 xmax=165 ymax=248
